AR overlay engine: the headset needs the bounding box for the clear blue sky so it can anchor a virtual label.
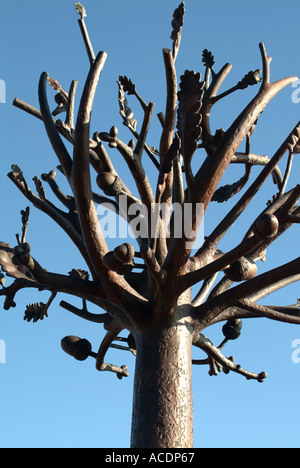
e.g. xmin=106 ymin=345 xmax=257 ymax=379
xmin=0 ymin=0 xmax=300 ymax=448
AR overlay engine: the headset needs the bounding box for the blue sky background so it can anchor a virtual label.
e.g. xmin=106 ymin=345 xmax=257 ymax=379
xmin=0 ymin=0 xmax=300 ymax=448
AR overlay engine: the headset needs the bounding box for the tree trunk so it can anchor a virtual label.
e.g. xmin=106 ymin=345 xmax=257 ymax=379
xmin=130 ymin=315 xmax=194 ymax=448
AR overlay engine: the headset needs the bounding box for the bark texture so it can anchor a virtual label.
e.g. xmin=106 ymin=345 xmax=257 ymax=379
xmin=130 ymin=317 xmax=194 ymax=448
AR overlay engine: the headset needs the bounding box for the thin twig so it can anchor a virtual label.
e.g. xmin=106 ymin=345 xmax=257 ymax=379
xmin=259 ymin=42 xmax=271 ymax=85
xmin=78 ymin=19 xmax=95 ymax=64
xmin=134 ymin=102 xmax=155 ymax=161
xmin=65 ymin=79 xmax=78 ymax=129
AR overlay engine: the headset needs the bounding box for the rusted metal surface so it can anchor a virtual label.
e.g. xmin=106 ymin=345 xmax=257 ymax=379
xmin=1 ymin=1 xmax=300 ymax=449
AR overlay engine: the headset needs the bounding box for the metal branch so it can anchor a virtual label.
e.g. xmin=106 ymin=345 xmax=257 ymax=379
xmin=13 ymin=98 xmax=74 ymax=146
xmin=172 ymin=153 xmax=185 ymax=206
xmin=59 ymin=299 xmax=110 ymax=323
xmin=134 ymin=102 xmax=155 ymax=161
xmin=279 ymin=152 xmax=295 ymax=196
xmin=116 ymin=76 xmax=162 ymax=173
xmin=38 ymin=72 xmax=73 ymax=180
xmin=75 ymin=3 xmax=95 ymax=65
xmin=179 ymin=228 xmax=269 ymax=294
xmin=286 ymin=213 xmax=300 ymax=224
xmin=160 ymin=48 xmax=178 ymax=166
xmin=196 ymin=121 xmax=300 ymax=257
xmin=164 ymin=45 xmax=297 ymax=281
xmin=259 ymin=42 xmax=271 ymax=85
xmin=246 ymin=188 xmax=300 ymax=263
xmin=139 ymin=245 xmax=163 ymax=283
xmin=236 ymin=298 xmax=300 ymax=325
xmin=11 ymin=245 xmax=105 ymax=303
xmin=195 ymin=46 xmax=297 ymax=214
xmin=20 ymin=206 xmax=30 ymax=244
xmin=195 ymin=256 xmax=300 ymax=328
xmin=209 ymin=69 xmax=262 ymax=107
xmin=231 ymin=152 xmax=283 ymax=189
xmin=210 ymin=274 xmax=300 ymax=325
xmin=192 ymin=273 xmax=219 ymax=307
xmin=41 ymin=170 xmax=73 ymax=210
xmin=200 ymin=63 xmax=232 ymax=144
xmin=91 ymin=134 xmax=139 ymax=199
xmin=192 ymin=333 xmax=267 ymax=382
xmin=95 ymin=329 xmax=129 ymax=378
xmin=208 ymin=276 xmax=233 ymax=299
xmin=0 ymin=277 xmax=42 ymax=310
xmin=72 ymin=58 xmax=151 ymax=324
xmin=72 ymin=50 xmax=111 ymax=281
xmin=65 ymin=79 xmax=78 ymax=129
xmin=13 ymin=97 xmax=130 ymax=200
xmin=99 ymin=132 xmax=155 ymax=212
xmin=7 ymin=169 xmax=99 ymax=278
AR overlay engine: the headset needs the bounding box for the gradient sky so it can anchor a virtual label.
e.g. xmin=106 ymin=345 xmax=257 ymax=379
xmin=0 ymin=0 xmax=300 ymax=448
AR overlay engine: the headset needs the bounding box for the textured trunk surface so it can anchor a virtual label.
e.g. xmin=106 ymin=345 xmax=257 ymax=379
xmin=130 ymin=319 xmax=194 ymax=448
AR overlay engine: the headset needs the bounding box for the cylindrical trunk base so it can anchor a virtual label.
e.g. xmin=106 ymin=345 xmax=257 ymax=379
xmin=130 ymin=322 xmax=193 ymax=448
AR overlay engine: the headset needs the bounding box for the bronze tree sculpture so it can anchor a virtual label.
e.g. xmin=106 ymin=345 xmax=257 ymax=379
xmin=1 ymin=2 xmax=300 ymax=448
